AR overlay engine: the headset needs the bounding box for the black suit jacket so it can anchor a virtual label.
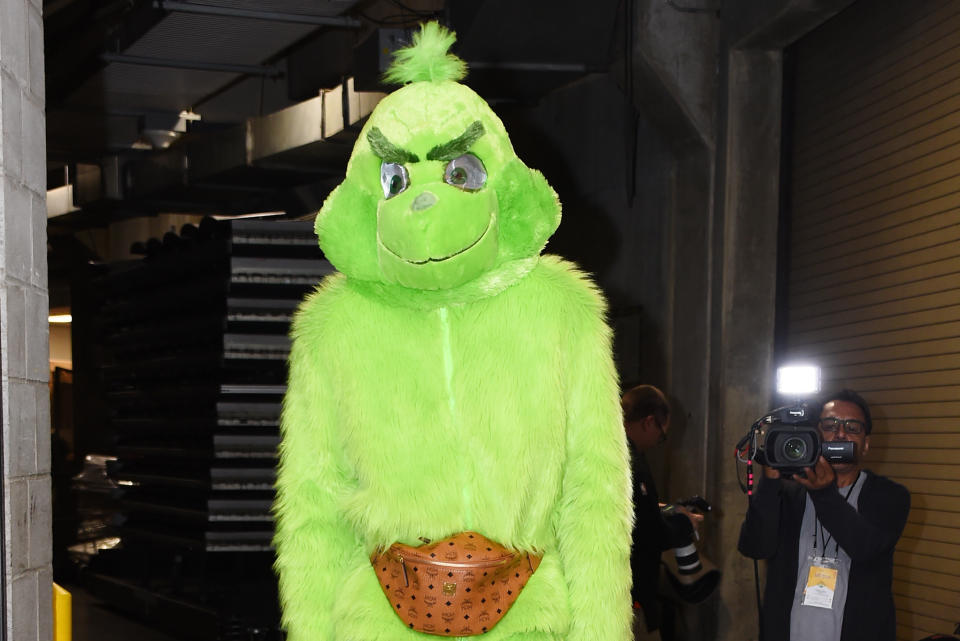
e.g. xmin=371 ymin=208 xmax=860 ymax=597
xmin=738 ymin=470 xmax=910 ymax=641
xmin=630 ymin=444 xmax=693 ymax=631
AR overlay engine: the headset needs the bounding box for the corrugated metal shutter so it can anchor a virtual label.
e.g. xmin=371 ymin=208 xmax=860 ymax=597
xmin=784 ymin=1 xmax=960 ymax=639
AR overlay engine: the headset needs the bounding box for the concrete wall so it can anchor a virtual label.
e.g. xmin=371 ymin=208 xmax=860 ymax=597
xmin=0 ymin=0 xmax=52 ymax=638
xmin=504 ymin=1 xmax=859 ymax=639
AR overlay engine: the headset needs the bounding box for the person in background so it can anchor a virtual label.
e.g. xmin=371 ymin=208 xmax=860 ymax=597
xmin=622 ymin=385 xmax=701 ymax=641
xmin=738 ymin=389 xmax=910 ymax=641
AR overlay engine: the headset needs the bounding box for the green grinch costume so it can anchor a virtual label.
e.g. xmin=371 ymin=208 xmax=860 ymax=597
xmin=274 ymin=23 xmax=632 ymax=641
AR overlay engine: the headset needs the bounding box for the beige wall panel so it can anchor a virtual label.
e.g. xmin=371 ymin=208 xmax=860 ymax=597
xmin=797 ymin=86 xmax=960 ymax=198
xmin=792 ymin=273 xmax=960 ymax=323
xmin=800 ymin=140 xmax=960 ymax=220
xmin=893 ymin=594 xmax=960 ymax=624
xmin=792 ymin=319 xmax=960 ymax=355
xmin=902 ymin=522 xmax=960 ymax=544
xmin=859 ymin=400 xmax=960 ymax=417
xmin=791 ymin=242 xmax=960 ymax=296
xmin=871 ymin=447 xmax=960 ymax=466
xmin=896 ymin=478 xmax=960 ymax=497
xmin=838 ymin=372 xmax=960 ymax=394
xmin=872 ymin=435 xmax=960 ymax=450
xmin=907 ymin=494 xmax=960 ymax=513
xmin=844 ymin=418 xmax=960 ymax=433
xmin=817 ymin=385 xmax=960 ymax=405
xmin=827 ymin=354 xmax=960 ymax=379
xmin=894 ymin=566 xmax=960 ymax=591
xmin=895 ymin=549 xmax=960 ymax=575
xmin=905 ymin=509 xmax=960 ymax=529
xmin=793 ymin=172 xmax=960 ymax=245
xmin=791 ymin=255 xmax=960 ymax=309
xmin=898 ymin=625 xmax=940 ymax=641
xmin=873 ymin=462 xmax=959 ymax=481
xmin=794 ymin=1 xmax=960 ymax=131
xmin=797 ymin=59 xmax=960 ymax=176
xmin=793 ymin=213 xmax=960 ymax=287
xmin=791 ymin=290 xmax=960 ymax=334
xmin=794 ymin=191 xmax=960 ymax=265
xmin=893 ymin=581 xmax=960 ymax=609
xmin=897 ymin=613 xmax=957 ymax=636
xmin=796 ymin=108 xmax=960 ymax=200
xmin=796 ymin=0 xmax=958 ymax=122
xmin=796 ymin=209 xmax=960 ymax=276
xmin=789 ymin=306 xmax=960 ymax=347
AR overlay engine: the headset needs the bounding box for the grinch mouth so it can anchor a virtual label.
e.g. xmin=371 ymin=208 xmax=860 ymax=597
xmin=381 ymin=215 xmax=493 ymax=265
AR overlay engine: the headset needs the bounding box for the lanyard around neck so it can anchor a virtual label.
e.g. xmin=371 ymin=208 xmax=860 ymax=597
xmin=814 ymin=472 xmax=861 ymax=558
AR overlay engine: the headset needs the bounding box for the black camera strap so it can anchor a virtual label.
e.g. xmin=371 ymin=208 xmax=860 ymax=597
xmin=814 ymin=472 xmax=860 ymax=558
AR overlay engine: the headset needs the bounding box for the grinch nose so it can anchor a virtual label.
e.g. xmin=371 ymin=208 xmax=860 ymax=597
xmin=411 ymin=191 xmax=437 ymax=211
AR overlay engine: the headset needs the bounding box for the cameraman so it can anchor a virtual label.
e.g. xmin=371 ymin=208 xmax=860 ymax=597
xmin=738 ymin=389 xmax=910 ymax=641
xmin=622 ymin=385 xmax=701 ymax=640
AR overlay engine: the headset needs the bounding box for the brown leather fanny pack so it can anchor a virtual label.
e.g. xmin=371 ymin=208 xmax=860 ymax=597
xmin=371 ymin=531 xmax=542 ymax=636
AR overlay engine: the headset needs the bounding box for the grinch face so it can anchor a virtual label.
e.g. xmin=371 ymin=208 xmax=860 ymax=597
xmin=371 ymin=121 xmax=500 ymax=290
xmin=315 ymin=79 xmax=561 ymax=293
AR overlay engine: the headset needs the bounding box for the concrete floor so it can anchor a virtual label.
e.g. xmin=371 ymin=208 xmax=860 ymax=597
xmin=68 ymin=584 xmax=184 ymax=641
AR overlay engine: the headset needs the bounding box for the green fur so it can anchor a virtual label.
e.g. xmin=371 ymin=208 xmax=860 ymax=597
xmin=276 ymin=259 xmax=632 ymax=640
xmin=314 ymin=82 xmax=560 ymax=290
xmin=367 ymin=127 xmax=420 ymax=164
xmin=426 ymin=121 xmax=485 ymax=161
xmin=384 ymin=22 xmax=467 ymax=85
xmin=278 ymin=22 xmax=632 ymax=641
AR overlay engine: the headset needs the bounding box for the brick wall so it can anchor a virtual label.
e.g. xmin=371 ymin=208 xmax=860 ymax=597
xmin=1 ymin=0 xmax=52 ymax=638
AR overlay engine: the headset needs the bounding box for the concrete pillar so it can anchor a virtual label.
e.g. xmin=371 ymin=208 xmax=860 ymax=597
xmin=1 ymin=0 xmax=52 ymax=638
xmin=710 ymin=47 xmax=783 ymax=641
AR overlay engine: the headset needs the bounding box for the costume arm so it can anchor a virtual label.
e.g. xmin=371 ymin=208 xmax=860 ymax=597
xmin=273 ymin=304 xmax=360 ymax=641
xmin=809 ymin=479 xmax=910 ymax=562
xmin=737 ymin=478 xmax=784 ymax=560
xmin=555 ymin=300 xmax=633 ymax=641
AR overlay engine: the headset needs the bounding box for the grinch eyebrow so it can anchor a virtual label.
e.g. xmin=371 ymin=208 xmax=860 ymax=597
xmin=367 ymin=127 xmax=419 ymax=164
xmin=426 ymin=121 xmax=485 ymax=161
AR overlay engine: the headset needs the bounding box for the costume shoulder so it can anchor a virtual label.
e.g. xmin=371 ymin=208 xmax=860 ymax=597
xmin=290 ymin=272 xmax=353 ymax=343
xmin=530 ymin=254 xmax=609 ymax=317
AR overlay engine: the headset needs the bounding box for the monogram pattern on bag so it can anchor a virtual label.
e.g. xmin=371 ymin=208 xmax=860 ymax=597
xmin=372 ymin=531 xmax=541 ymax=637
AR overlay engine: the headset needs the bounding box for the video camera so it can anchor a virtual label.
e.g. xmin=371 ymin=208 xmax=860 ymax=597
xmin=738 ymin=403 xmax=854 ymax=476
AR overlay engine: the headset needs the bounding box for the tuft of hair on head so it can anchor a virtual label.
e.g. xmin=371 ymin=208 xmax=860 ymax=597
xmin=383 ymin=21 xmax=467 ymax=85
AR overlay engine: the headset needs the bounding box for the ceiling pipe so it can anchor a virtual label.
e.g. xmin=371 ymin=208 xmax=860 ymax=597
xmin=153 ymin=1 xmax=363 ymax=28
xmin=100 ymin=53 xmax=283 ymax=77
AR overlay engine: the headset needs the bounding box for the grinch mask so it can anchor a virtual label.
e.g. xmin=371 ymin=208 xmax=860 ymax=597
xmin=315 ymin=23 xmax=560 ymax=292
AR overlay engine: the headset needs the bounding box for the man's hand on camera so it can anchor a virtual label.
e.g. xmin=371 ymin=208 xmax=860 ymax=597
xmin=792 ymin=456 xmax=836 ymax=490
xmin=762 ymin=464 xmax=780 ymax=480
xmin=676 ymin=505 xmax=705 ymax=539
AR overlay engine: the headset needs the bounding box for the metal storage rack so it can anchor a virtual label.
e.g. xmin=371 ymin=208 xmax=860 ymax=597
xmin=74 ymin=217 xmax=331 ymax=640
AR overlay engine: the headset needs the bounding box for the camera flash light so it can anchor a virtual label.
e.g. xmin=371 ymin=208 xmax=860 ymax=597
xmin=776 ymin=364 xmax=821 ymax=396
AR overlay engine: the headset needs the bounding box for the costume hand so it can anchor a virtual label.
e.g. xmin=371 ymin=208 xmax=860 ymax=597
xmin=792 ymin=456 xmax=836 ymax=490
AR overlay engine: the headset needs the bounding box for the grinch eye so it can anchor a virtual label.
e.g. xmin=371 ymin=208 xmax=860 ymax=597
xmin=380 ymin=163 xmax=410 ymax=199
xmin=444 ymin=154 xmax=486 ymax=191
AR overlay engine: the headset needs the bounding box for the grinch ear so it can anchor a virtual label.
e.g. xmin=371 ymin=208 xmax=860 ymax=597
xmin=315 ymin=180 xmax=381 ymax=280
xmin=493 ymin=160 xmax=562 ymax=260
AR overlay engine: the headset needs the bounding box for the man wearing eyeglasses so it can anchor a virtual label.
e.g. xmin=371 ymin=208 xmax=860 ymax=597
xmin=622 ymin=385 xmax=701 ymax=640
xmin=739 ymin=389 xmax=910 ymax=641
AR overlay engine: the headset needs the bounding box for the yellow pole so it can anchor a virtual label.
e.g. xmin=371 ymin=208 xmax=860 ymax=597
xmin=52 ymin=583 xmax=72 ymax=641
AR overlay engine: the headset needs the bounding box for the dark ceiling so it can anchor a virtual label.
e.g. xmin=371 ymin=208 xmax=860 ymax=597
xmin=43 ymin=0 xmax=624 ymax=228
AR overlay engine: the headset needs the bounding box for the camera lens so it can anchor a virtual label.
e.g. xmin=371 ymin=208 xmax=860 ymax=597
xmin=782 ymin=436 xmax=808 ymax=462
